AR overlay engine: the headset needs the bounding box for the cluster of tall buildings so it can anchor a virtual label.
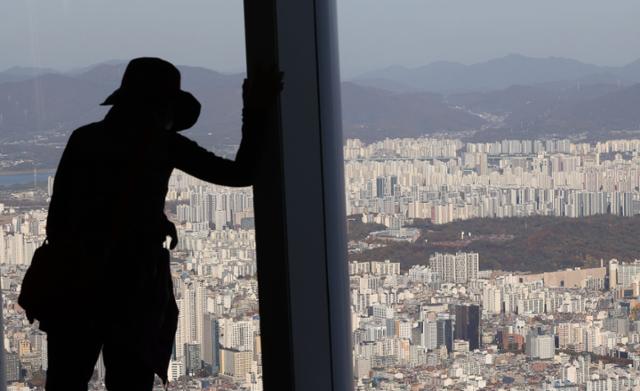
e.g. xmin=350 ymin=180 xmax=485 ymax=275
xmin=168 ymin=171 xmax=254 ymax=230
xmin=164 ymin=174 xmax=262 ymax=386
xmin=349 ymin=258 xmax=482 ymax=375
xmin=347 ymin=251 xmax=640 ymax=390
xmin=1 ymin=172 xmax=264 ymax=390
xmin=345 ymin=137 xmax=640 ymax=226
xmin=344 ymin=138 xmax=462 ymax=161
xmin=466 ymin=139 xmax=640 ymax=156
xmin=0 ymin=210 xmax=46 ymax=267
xmin=6 ymin=137 xmax=640 ymax=390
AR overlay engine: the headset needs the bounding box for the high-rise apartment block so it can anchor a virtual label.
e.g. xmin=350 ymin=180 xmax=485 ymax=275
xmin=220 ymin=348 xmax=253 ymax=380
xmin=430 ymin=252 xmax=479 ymax=284
xmin=525 ymin=331 xmax=555 ymax=360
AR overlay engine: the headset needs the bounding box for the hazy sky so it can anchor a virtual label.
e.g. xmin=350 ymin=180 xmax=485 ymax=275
xmin=2 ymin=0 xmax=640 ymax=78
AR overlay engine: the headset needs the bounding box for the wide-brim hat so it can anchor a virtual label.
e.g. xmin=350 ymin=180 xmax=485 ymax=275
xmin=100 ymin=57 xmax=201 ymax=132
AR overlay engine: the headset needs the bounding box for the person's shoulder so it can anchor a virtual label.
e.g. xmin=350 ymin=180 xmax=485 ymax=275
xmin=70 ymin=121 xmax=105 ymax=137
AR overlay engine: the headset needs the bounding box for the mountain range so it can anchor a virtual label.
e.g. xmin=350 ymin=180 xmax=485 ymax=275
xmin=355 ymin=54 xmax=640 ymax=93
xmin=1 ymin=54 xmax=640 ymax=150
xmin=0 ymin=62 xmax=485 ymax=145
xmin=0 ymin=63 xmax=245 ymax=146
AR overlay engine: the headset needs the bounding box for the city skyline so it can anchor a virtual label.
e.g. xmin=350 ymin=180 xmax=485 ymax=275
xmin=5 ymin=1 xmax=640 ymax=390
xmin=4 ymin=135 xmax=640 ymax=389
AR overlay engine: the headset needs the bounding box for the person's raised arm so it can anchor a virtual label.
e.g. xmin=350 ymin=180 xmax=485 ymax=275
xmin=173 ymin=69 xmax=282 ymax=187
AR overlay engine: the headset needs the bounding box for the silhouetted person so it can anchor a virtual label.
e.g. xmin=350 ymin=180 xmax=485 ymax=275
xmin=35 ymin=58 xmax=281 ymax=390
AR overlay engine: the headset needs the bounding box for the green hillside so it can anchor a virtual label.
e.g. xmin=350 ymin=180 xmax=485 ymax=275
xmin=348 ymin=215 xmax=640 ymax=272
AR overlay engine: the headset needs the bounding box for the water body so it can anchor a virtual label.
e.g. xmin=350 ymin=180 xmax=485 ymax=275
xmin=0 ymin=170 xmax=55 ymax=187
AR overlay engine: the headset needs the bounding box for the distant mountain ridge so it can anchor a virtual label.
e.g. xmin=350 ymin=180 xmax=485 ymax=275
xmin=354 ymin=54 xmax=640 ymax=93
xmin=341 ymin=82 xmax=485 ymax=141
xmin=0 ymin=61 xmax=487 ymax=145
xmin=447 ymin=82 xmax=640 ymax=140
xmin=2 ymin=56 xmax=640 ymax=149
xmin=0 ymin=66 xmax=58 ymax=84
xmin=0 ymin=62 xmax=247 ymax=146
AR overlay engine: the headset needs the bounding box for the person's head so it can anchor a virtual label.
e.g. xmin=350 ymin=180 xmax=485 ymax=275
xmin=133 ymin=96 xmax=177 ymax=131
xmin=101 ymin=57 xmax=201 ymax=132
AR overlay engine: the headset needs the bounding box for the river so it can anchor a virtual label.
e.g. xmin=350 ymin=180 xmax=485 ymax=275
xmin=0 ymin=170 xmax=56 ymax=187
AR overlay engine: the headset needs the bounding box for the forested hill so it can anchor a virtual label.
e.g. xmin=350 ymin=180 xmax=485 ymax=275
xmin=348 ymin=215 xmax=640 ymax=273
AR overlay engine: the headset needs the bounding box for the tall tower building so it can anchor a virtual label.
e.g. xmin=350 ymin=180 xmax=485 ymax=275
xmin=577 ymin=353 xmax=591 ymax=384
xmin=452 ymin=304 xmax=481 ymax=351
xmin=0 ymin=230 xmax=5 ymax=264
xmin=175 ymin=297 xmax=187 ymax=359
xmin=390 ymin=175 xmax=398 ymax=196
xmin=376 ymin=177 xmax=386 ymax=198
xmin=194 ymin=281 xmax=206 ymax=345
xmin=47 ymin=176 xmax=55 ymax=197
xmin=608 ymin=259 xmax=619 ymax=290
xmin=202 ymin=313 xmax=221 ymax=374
xmin=436 ymin=313 xmax=455 ymax=353
xmin=420 ymin=320 xmax=437 ymax=350
xmin=483 ymin=285 xmax=502 ymax=314
xmin=0 ymin=290 xmax=5 ymax=386
xmin=184 ymin=343 xmax=202 ymax=375
xmin=175 ymin=280 xmax=206 ymax=360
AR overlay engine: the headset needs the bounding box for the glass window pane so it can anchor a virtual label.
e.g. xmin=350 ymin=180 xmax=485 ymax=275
xmin=1 ymin=2 xmax=263 ymax=389
xmin=338 ymin=1 xmax=640 ymax=389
